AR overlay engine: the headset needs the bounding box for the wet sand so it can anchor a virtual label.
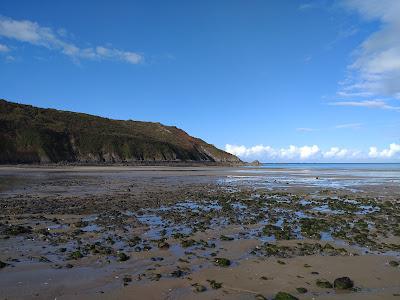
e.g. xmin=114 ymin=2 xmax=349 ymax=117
xmin=0 ymin=166 xmax=399 ymax=300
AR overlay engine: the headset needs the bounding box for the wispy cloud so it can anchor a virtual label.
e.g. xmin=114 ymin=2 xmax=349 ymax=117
xmin=0 ymin=43 xmax=10 ymax=52
xmin=296 ymin=127 xmax=315 ymax=132
xmin=335 ymin=123 xmax=362 ymax=129
xmin=298 ymin=3 xmax=315 ymax=11
xmin=329 ymin=100 xmax=400 ymax=111
xmin=0 ymin=16 xmax=142 ymax=64
xmin=340 ymin=0 xmax=400 ymax=99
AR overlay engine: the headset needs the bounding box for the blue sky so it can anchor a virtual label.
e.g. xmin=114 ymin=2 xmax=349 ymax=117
xmin=0 ymin=0 xmax=399 ymax=162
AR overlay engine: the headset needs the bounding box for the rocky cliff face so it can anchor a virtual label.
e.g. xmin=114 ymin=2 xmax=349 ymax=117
xmin=0 ymin=99 xmax=242 ymax=164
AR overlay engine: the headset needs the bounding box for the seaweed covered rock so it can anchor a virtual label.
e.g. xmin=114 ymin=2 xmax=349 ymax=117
xmin=334 ymin=277 xmax=354 ymax=289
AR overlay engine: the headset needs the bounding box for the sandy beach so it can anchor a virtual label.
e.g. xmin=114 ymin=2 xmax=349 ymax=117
xmin=0 ymin=165 xmax=399 ymax=300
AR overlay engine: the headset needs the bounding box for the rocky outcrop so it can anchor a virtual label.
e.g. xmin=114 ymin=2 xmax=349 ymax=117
xmin=0 ymin=99 xmax=242 ymax=165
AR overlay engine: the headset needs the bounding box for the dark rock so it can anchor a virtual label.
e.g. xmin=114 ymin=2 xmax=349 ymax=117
xmin=333 ymin=277 xmax=354 ymax=289
xmin=192 ymin=283 xmax=206 ymax=293
xmin=158 ymin=241 xmax=170 ymax=249
xmin=389 ymin=261 xmax=399 ymax=267
xmin=214 ymin=257 xmax=231 ymax=267
xmin=274 ymin=292 xmax=299 ymax=300
xmin=117 ymin=252 xmax=130 ymax=262
xmin=316 ymin=279 xmax=333 ymax=288
xmin=296 ymin=287 xmax=308 ymax=294
xmin=207 ymin=279 xmax=222 ymax=289
xmin=68 ymin=251 xmax=83 ymax=260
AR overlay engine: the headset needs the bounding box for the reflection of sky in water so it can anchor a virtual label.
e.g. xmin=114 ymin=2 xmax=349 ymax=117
xmin=218 ymin=169 xmax=400 ymax=190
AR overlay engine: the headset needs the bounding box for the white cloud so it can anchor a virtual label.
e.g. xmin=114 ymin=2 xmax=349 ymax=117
xmin=0 ymin=43 xmax=9 ymax=52
xmin=329 ymin=100 xmax=400 ymax=111
xmin=369 ymin=143 xmax=400 ymax=158
xmin=225 ymin=144 xmax=320 ymax=161
xmin=323 ymin=147 xmax=361 ymax=159
xmin=341 ymin=0 xmax=400 ymax=99
xmin=226 ymin=143 xmax=400 ymax=161
xmin=0 ymin=16 xmax=142 ymax=64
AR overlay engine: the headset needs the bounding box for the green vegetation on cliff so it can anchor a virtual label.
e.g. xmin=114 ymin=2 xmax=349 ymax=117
xmin=0 ymin=99 xmax=241 ymax=164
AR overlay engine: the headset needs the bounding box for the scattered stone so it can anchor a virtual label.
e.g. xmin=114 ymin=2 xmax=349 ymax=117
xmin=192 ymin=283 xmax=207 ymax=293
xmin=334 ymin=277 xmax=354 ymax=289
xmin=68 ymin=251 xmax=83 ymax=260
xmin=117 ymin=252 xmax=130 ymax=262
xmin=214 ymin=257 xmax=231 ymax=267
xmin=158 ymin=241 xmax=170 ymax=249
xmin=274 ymin=291 xmax=299 ymax=300
xmin=296 ymin=287 xmax=308 ymax=294
xmin=0 ymin=261 xmax=8 ymax=268
xmin=122 ymin=275 xmax=132 ymax=286
xmin=4 ymin=225 xmax=32 ymax=235
xmin=171 ymin=269 xmax=184 ymax=278
xmin=389 ymin=261 xmax=399 ymax=267
xmin=207 ymin=279 xmax=222 ymax=289
xmin=220 ymin=235 xmax=234 ymax=241
xmin=316 ymin=279 xmax=333 ymax=288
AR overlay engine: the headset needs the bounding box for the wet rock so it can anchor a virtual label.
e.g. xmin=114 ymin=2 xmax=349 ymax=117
xmin=117 ymin=252 xmax=130 ymax=262
xmin=274 ymin=292 xmax=299 ymax=300
xmin=389 ymin=260 xmax=399 ymax=267
xmin=334 ymin=277 xmax=354 ymax=289
xmin=316 ymin=279 xmax=333 ymax=288
xmin=123 ymin=275 xmax=132 ymax=286
xmin=151 ymin=257 xmax=164 ymax=262
xmin=4 ymin=225 xmax=32 ymax=235
xmin=39 ymin=256 xmax=51 ymax=263
xmin=68 ymin=251 xmax=84 ymax=260
xmin=148 ymin=273 xmax=161 ymax=281
xmin=220 ymin=235 xmax=234 ymax=241
xmin=171 ymin=269 xmax=184 ymax=278
xmin=75 ymin=220 xmax=89 ymax=228
xmin=296 ymin=287 xmax=308 ymax=294
xmin=207 ymin=279 xmax=222 ymax=289
xmin=158 ymin=241 xmax=170 ymax=249
xmin=192 ymin=283 xmax=207 ymax=293
xmin=181 ymin=239 xmax=196 ymax=248
xmin=214 ymin=257 xmax=231 ymax=267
